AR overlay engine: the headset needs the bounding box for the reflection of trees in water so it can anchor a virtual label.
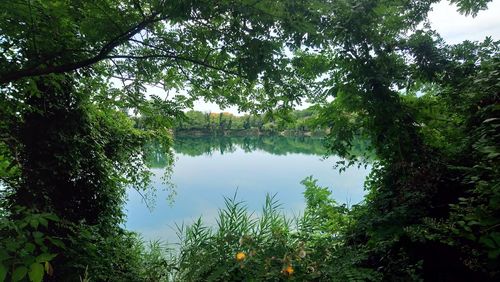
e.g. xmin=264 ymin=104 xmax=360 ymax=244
xmin=172 ymin=135 xmax=327 ymax=158
xmin=144 ymin=135 xmax=371 ymax=168
xmin=143 ymin=141 xmax=173 ymax=168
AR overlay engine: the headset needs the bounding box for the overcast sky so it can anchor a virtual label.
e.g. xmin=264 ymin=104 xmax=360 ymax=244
xmin=192 ymin=0 xmax=500 ymax=114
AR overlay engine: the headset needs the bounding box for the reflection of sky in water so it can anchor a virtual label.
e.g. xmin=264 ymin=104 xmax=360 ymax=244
xmin=125 ymin=145 xmax=370 ymax=243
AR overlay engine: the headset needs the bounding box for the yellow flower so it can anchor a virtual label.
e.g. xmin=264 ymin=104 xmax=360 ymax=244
xmin=236 ymin=252 xmax=246 ymax=261
xmin=283 ymin=265 xmax=294 ymax=276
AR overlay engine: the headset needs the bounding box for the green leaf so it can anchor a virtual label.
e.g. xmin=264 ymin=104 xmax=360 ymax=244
xmin=12 ymin=266 xmax=27 ymax=282
xmin=34 ymin=237 xmax=43 ymax=246
xmin=47 ymin=238 xmax=64 ymax=248
xmin=0 ymin=264 xmax=7 ymax=282
xmin=490 ymin=232 xmax=500 ymax=245
xmin=32 ymin=232 xmax=43 ymax=239
xmin=25 ymin=242 xmax=36 ymax=254
xmin=38 ymin=218 xmax=48 ymax=228
xmin=0 ymin=250 xmax=8 ymax=262
xmin=5 ymin=241 xmax=19 ymax=252
xmin=479 ymin=236 xmax=496 ymax=249
xmin=488 ymin=248 xmax=500 ymax=259
xmin=35 ymin=253 xmax=57 ymax=263
xmin=44 ymin=214 xmax=59 ymax=222
xmin=29 ymin=219 xmax=39 ymax=229
xmin=28 ymin=263 xmax=44 ymax=282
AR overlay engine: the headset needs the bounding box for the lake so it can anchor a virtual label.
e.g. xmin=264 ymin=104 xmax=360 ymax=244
xmin=124 ymin=135 xmax=371 ymax=242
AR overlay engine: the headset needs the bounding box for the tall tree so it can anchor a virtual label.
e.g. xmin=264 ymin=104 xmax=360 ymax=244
xmin=306 ymin=0 xmax=499 ymax=279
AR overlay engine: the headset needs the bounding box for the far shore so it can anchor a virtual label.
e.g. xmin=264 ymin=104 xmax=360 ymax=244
xmin=173 ymin=128 xmax=327 ymax=137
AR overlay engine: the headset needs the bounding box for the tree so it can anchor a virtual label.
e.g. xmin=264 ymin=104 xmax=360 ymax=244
xmin=0 ymin=0 xmax=319 ymax=106
xmin=305 ymin=0 xmax=499 ymax=279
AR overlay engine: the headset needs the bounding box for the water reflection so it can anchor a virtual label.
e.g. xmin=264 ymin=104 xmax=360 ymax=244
xmin=144 ymin=135 xmax=328 ymax=168
xmin=126 ymin=135 xmax=370 ymax=242
xmin=174 ymin=135 xmax=327 ymax=157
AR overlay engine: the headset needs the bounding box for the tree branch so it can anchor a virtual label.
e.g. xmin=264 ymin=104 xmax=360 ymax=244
xmin=0 ymin=12 xmax=163 ymax=85
xmin=105 ymin=54 xmax=241 ymax=77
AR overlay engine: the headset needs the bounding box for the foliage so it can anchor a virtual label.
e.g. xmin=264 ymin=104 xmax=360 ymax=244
xmin=301 ymin=177 xmax=352 ymax=234
xmin=434 ymin=57 xmax=500 ymax=277
xmin=173 ymin=107 xmax=323 ymax=135
xmin=449 ymin=0 xmax=494 ymax=16
xmin=299 ymin=0 xmax=500 ymax=280
xmin=0 ymin=0 xmax=499 ymax=280
xmin=318 ymin=56 xmax=500 ymax=279
xmin=0 ymin=207 xmax=62 ymax=282
xmin=58 ymin=225 xmax=176 ymax=281
xmin=171 ymin=179 xmax=380 ymax=281
xmin=0 ymin=0 xmax=319 ymax=110
xmin=0 ymin=72 xmax=174 ymax=280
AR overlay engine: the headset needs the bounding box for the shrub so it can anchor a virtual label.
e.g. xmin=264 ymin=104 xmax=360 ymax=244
xmin=0 ymin=207 xmax=62 ymax=282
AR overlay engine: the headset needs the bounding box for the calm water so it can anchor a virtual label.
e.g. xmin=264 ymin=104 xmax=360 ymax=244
xmin=125 ymin=136 xmax=370 ymax=242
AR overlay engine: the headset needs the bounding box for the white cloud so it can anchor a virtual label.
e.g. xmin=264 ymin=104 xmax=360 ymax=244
xmin=192 ymin=100 xmax=242 ymax=115
xmin=428 ymin=0 xmax=500 ymax=44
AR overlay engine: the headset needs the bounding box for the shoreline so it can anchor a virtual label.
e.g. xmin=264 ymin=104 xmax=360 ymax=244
xmin=173 ymin=128 xmax=326 ymax=137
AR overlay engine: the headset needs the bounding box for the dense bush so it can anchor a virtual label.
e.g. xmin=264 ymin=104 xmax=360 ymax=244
xmin=0 ymin=207 xmax=176 ymax=282
xmin=0 ymin=207 xmax=62 ymax=282
xmin=163 ymin=177 xmax=380 ymax=281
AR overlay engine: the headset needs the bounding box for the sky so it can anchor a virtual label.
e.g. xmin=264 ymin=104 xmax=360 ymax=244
xmin=190 ymin=0 xmax=500 ymax=115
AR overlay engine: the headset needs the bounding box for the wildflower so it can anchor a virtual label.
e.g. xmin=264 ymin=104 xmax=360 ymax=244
xmin=236 ymin=252 xmax=246 ymax=261
xmin=283 ymin=265 xmax=294 ymax=276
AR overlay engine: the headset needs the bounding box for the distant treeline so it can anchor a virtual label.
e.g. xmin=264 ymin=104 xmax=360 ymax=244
xmin=174 ymin=108 xmax=325 ymax=135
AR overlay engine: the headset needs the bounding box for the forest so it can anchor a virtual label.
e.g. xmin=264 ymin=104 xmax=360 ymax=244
xmin=0 ymin=0 xmax=499 ymax=281
xmin=172 ymin=108 xmax=323 ymax=135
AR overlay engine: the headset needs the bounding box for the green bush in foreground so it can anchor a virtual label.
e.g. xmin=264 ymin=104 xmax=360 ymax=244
xmin=0 ymin=206 xmax=175 ymax=282
xmin=0 ymin=207 xmax=62 ymax=282
xmin=2 ymin=177 xmax=377 ymax=282
xmin=166 ymin=177 xmax=379 ymax=281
